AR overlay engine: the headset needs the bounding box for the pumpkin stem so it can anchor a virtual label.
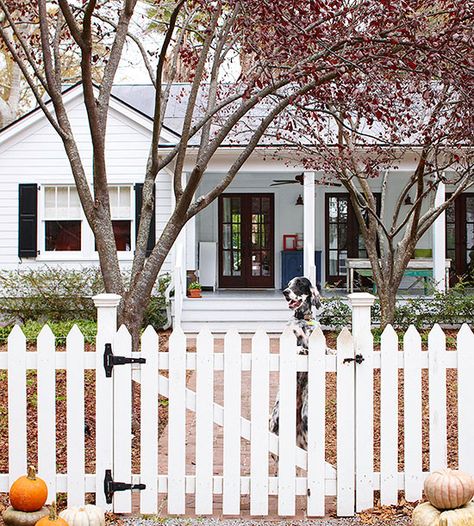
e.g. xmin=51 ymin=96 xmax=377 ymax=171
xmin=27 ymin=465 xmax=37 ymax=480
xmin=49 ymin=501 xmax=58 ymax=521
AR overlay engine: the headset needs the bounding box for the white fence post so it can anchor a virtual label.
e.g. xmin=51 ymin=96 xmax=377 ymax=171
xmin=348 ymin=293 xmax=375 ymax=512
xmin=93 ymin=293 xmax=121 ymax=510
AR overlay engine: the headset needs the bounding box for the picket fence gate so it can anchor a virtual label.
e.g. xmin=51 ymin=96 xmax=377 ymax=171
xmin=1 ymin=293 xmax=474 ymax=518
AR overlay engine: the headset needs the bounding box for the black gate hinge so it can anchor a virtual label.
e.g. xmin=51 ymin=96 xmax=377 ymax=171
xmin=104 ymin=469 xmax=146 ymax=504
xmin=103 ymin=343 xmax=146 ymax=377
xmin=343 ymin=354 xmax=365 ymax=365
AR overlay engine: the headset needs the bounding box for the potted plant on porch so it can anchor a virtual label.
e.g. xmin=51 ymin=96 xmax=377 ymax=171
xmin=187 ymin=281 xmax=202 ymax=298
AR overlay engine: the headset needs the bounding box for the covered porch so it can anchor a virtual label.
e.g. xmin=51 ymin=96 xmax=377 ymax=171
xmin=170 ymin=169 xmax=451 ymax=331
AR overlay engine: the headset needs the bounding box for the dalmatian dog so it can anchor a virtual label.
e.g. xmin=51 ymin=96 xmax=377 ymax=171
xmin=269 ymin=276 xmax=323 ymax=451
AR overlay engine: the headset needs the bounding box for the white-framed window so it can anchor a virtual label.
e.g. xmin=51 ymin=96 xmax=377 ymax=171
xmin=108 ymin=185 xmax=133 ymax=252
xmin=43 ymin=186 xmax=82 ymax=251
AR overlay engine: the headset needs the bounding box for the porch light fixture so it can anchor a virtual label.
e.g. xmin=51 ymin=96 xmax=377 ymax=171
xmin=295 ymin=194 xmax=304 ymax=206
xmin=404 ymin=194 xmax=413 ymax=206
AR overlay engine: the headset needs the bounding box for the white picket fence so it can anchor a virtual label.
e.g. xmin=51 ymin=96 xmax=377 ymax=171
xmin=0 ymin=293 xmax=473 ymax=518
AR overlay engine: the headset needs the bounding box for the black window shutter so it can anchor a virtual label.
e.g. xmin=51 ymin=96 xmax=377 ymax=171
xmin=135 ymin=183 xmax=156 ymax=256
xmin=18 ymin=184 xmax=38 ymax=258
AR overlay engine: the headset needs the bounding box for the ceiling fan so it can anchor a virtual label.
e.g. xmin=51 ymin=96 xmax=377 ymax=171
xmin=270 ymin=173 xmax=304 ymax=186
xmin=270 ymin=173 xmax=341 ymax=187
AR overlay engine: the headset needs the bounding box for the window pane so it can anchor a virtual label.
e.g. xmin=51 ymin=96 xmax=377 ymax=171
xmin=262 ymin=250 xmax=271 ymax=276
xmin=109 ymin=186 xmax=131 ymax=219
xmin=45 ymin=221 xmax=81 ymax=251
xmin=69 ymin=188 xmax=81 ymax=217
xmin=113 ymin=220 xmax=131 ymax=251
xmin=44 ymin=187 xmax=56 ymax=218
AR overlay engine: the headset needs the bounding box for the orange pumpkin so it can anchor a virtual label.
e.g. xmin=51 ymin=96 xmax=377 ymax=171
xmin=10 ymin=466 xmax=48 ymax=512
xmin=35 ymin=503 xmax=68 ymax=526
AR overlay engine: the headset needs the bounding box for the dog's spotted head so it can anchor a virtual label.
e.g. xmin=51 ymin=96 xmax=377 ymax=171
xmin=283 ymin=276 xmax=321 ymax=318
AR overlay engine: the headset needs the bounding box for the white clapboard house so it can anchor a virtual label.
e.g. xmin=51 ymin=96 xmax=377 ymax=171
xmin=0 ymin=83 xmax=465 ymax=331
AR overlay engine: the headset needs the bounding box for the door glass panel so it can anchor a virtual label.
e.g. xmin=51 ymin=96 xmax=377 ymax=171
xmin=223 ymin=251 xmax=231 ymax=276
xmin=339 ymin=250 xmax=348 ymax=275
xmin=338 ymin=225 xmax=347 ymax=249
xmin=223 ymin=197 xmax=231 ymax=222
xmin=338 ymin=198 xmax=348 ymax=220
xmin=329 ymin=197 xmax=338 ymax=221
xmin=223 ymin=225 xmax=231 ymax=250
xmin=252 ymin=252 xmax=261 ymax=276
xmin=231 ymin=198 xmax=241 ymax=220
xmin=446 ymin=224 xmax=455 ymax=251
xmin=262 ymin=250 xmax=271 ymax=276
xmin=329 ymin=224 xmax=338 ymax=249
xmin=329 ymin=251 xmax=338 ymax=275
xmin=232 ymin=251 xmax=241 ymax=275
xmin=466 ymin=224 xmax=474 ymax=265
xmin=467 ymin=198 xmax=474 ymax=222
xmin=232 ymin=224 xmax=241 ymax=249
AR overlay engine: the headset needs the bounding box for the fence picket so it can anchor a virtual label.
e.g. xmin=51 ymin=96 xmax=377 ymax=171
xmin=250 ymin=329 xmax=270 ymax=516
xmin=195 ymin=328 xmax=214 ymax=515
xmin=8 ymin=326 xmax=27 ymax=486
xmin=306 ymin=326 xmax=326 ymax=517
xmin=113 ymin=326 xmax=133 ymax=513
xmin=167 ymin=326 xmax=187 ymax=514
xmin=278 ymin=327 xmax=297 ymax=516
xmin=404 ymin=325 xmax=423 ymax=501
xmin=337 ymin=327 xmax=355 ymax=516
xmin=140 ymin=326 xmax=159 ymax=514
xmin=428 ymin=324 xmax=447 ymax=472
xmin=66 ymin=325 xmax=85 ymax=506
xmin=457 ymin=324 xmax=474 ymax=475
xmin=355 ymin=324 xmax=374 ymax=512
xmin=380 ymin=325 xmax=398 ymax=505
xmin=223 ymin=329 xmax=241 ymax=515
xmin=37 ymin=325 xmax=56 ymax=503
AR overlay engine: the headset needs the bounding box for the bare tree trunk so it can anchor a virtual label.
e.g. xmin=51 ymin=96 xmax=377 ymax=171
xmin=377 ymin=285 xmax=398 ymax=329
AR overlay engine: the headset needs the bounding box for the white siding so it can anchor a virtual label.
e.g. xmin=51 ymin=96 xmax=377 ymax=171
xmin=0 ymin=91 xmax=172 ymax=274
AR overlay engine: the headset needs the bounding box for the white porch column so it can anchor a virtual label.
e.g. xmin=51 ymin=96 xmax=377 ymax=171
xmin=171 ymin=172 xmax=188 ymax=326
xmin=186 ymin=215 xmax=196 ymax=271
xmin=432 ymin=181 xmax=446 ymax=292
xmin=303 ymin=171 xmax=316 ymax=285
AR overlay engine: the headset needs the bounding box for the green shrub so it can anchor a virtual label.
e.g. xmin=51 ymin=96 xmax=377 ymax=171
xmin=319 ymin=281 xmax=474 ymax=330
xmin=0 ymin=267 xmax=171 ymax=329
xmin=0 ymin=267 xmax=104 ymax=322
xmin=0 ymin=319 xmax=97 ymax=343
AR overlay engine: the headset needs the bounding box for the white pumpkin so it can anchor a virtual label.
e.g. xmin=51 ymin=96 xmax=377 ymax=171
xmin=59 ymin=505 xmax=105 ymax=526
xmin=412 ymin=501 xmax=474 ymax=526
xmin=424 ymin=469 xmax=474 ymax=510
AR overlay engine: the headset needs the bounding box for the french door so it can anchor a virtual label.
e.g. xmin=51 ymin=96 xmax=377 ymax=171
xmin=218 ymin=194 xmax=274 ymax=288
xmin=325 ymin=193 xmax=380 ymax=286
xmin=446 ymin=193 xmax=474 ymax=283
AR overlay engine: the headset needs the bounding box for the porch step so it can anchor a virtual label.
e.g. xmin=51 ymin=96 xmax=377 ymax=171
xmin=177 ymin=295 xmax=292 ymax=333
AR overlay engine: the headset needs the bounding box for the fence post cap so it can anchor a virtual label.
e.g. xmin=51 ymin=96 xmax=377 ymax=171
xmin=92 ymin=293 xmax=122 ymax=307
xmin=347 ymin=292 xmax=376 ymax=307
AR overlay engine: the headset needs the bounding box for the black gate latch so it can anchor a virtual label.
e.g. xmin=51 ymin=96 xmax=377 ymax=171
xmin=103 ymin=343 xmax=146 ymax=377
xmin=104 ymin=470 xmax=146 ymax=504
xmin=343 ymin=354 xmax=365 ymax=365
